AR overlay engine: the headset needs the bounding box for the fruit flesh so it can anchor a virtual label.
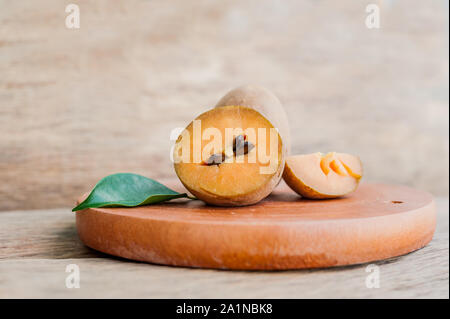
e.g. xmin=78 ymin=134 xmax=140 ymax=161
xmin=283 ymin=152 xmax=363 ymax=199
xmin=174 ymin=105 xmax=284 ymax=206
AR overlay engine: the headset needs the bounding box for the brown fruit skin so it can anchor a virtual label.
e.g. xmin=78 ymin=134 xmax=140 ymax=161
xmin=215 ymin=85 xmax=291 ymax=156
xmin=283 ymin=162 xmax=340 ymax=199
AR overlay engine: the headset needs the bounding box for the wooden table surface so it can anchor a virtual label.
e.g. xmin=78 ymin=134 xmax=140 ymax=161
xmin=0 ymin=198 xmax=448 ymax=299
xmin=1 ymin=0 xmax=448 ymax=212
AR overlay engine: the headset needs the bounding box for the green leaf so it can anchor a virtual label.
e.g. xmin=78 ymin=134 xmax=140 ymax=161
xmin=72 ymin=173 xmax=191 ymax=211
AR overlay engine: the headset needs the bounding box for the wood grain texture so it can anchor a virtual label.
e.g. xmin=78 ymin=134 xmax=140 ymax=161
xmin=0 ymin=0 xmax=448 ymax=211
xmin=75 ymin=183 xmax=436 ymax=270
xmin=0 ymin=198 xmax=448 ymax=298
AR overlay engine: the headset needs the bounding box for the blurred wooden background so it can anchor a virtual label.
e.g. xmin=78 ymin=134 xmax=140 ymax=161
xmin=0 ymin=0 xmax=448 ymax=211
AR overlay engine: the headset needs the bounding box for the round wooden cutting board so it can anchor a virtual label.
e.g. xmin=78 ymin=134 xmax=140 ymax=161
xmin=75 ymin=182 xmax=436 ymax=270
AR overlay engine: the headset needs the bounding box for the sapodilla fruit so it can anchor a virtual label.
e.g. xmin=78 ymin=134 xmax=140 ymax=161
xmin=283 ymin=152 xmax=363 ymax=199
xmin=173 ymin=105 xmax=284 ymax=206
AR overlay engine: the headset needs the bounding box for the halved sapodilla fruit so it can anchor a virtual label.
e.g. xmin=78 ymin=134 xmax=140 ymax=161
xmin=283 ymin=152 xmax=363 ymax=199
xmin=173 ymin=105 xmax=284 ymax=206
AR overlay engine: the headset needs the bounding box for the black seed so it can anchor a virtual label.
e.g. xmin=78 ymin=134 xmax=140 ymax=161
xmin=244 ymin=141 xmax=255 ymax=154
xmin=233 ymin=135 xmax=245 ymax=152
xmin=204 ymin=153 xmax=226 ymax=166
xmin=233 ymin=135 xmax=254 ymax=156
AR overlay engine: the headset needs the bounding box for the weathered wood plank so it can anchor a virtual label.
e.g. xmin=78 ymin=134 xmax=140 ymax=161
xmin=0 ymin=199 xmax=448 ymax=298
xmin=0 ymin=0 xmax=448 ymax=211
xmin=0 ymin=238 xmax=448 ymax=298
xmin=0 ymin=209 xmax=100 ymax=259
